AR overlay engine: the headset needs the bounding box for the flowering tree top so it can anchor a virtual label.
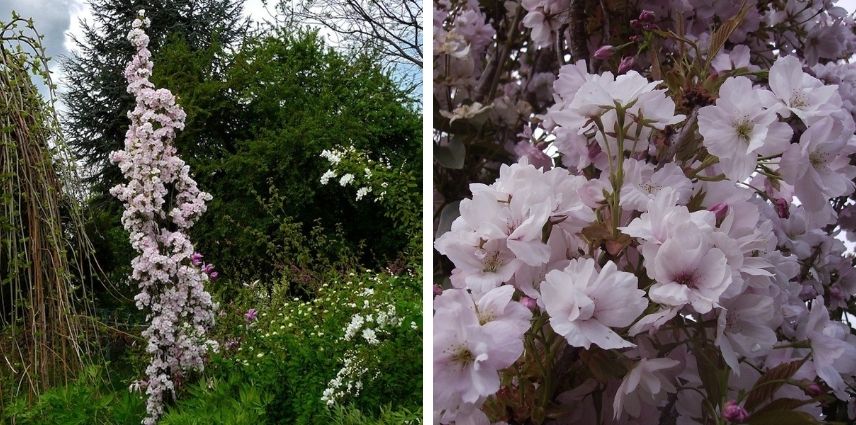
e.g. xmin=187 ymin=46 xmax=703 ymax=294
xmin=109 ymin=10 xmax=218 ymax=425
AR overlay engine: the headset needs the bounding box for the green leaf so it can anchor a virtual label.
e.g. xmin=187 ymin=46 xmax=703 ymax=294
xmin=694 ymin=344 xmax=727 ymax=406
xmin=752 ymin=397 xmax=817 ymax=416
xmin=748 ymin=409 xmax=821 ymax=425
xmin=435 ymin=137 xmax=466 ymax=169
xmin=435 ymin=200 xmax=461 ymax=239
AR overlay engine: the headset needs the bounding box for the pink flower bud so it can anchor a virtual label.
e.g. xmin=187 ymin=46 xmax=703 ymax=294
xmin=773 ymin=198 xmax=790 ymax=219
xmin=433 ymin=284 xmax=443 ymax=297
xmin=722 ymin=400 xmax=749 ymax=423
xmin=593 ymin=45 xmax=615 ymax=60
xmin=799 ymin=284 xmax=818 ymax=301
xmin=806 ymin=382 xmax=824 ymax=397
xmin=520 ymin=296 xmax=537 ymax=311
xmin=639 ymin=10 xmax=656 ymax=22
xmin=202 ymin=263 xmax=215 ymax=275
xmin=208 ymin=271 xmax=219 ymax=281
xmin=618 ymin=56 xmax=635 ymax=74
xmin=630 ymin=19 xmax=642 ymax=30
xmin=708 ymin=202 xmax=729 ymax=223
xmin=191 ymin=252 xmax=203 ymax=266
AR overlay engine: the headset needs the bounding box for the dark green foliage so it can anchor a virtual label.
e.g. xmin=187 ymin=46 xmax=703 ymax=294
xmin=73 ymin=17 xmax=421 ymax=286
xmin=192 ymin=30 xmax=421 ymax=281
xmin=158 ymin=376 xmax=272 ymax=425
xmin=7 ymin=271 xmax=422 ymax=424
xmin=62 ymin=0 xmax=247 ymax=193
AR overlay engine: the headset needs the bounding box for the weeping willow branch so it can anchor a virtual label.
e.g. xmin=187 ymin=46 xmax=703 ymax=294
xmin=0 ymin=13 xmax=99 ymax=405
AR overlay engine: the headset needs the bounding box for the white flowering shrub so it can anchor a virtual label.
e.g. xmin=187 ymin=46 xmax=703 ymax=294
xmin=213 ymin=270 xmax=421 ymax=422
xmin=435 ymin=1 xmax=856 ymax=424
xmin=322 ymin=287 xmax=407 ymax=406
xmin=320 ymin=145 xmax=394 ymax=201
xmin=320 ymin=145 xmax=421 ymax=260
xmin=108 ymin=10 xmax=218 ymax=424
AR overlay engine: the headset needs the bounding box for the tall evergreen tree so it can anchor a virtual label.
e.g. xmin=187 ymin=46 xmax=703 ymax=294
xmin=62 ymin=0 xmax=247 ymax=194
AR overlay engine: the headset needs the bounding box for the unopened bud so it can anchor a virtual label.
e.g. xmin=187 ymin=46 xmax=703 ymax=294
xmin=805 ymin=383 xmax=824 ymax=397
xmin=520 ymin=296 xmax=537 ymax=311
xmin=722 ymin=400 xmax=749 ymax=423
xmin=708 ymin=202 xmax=729 ymax=223
xmin=593 ymin=45 xmax=615 ymax=60
xmin=639 ymin=10 xmax=656 ymax=22
xmin=618 ymin=56 xmax=635 ymax=74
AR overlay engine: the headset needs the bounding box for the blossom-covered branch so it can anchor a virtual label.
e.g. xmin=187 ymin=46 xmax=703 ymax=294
xmin=434 ymin=1 xmax=856 ymax=423
xmin=109 ymin=10 xmax=218 ymax=424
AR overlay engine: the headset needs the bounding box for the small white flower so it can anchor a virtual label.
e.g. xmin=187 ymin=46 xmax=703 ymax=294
xmin=362 ymin=328 xmax=380 ymax=345
xmin=355 ymin=187 xmax=371 ymax=200
xmin=339 ymin=173 xmax=355 ymax=186
xmin=320 ymin=169 xmax=336 ymax=185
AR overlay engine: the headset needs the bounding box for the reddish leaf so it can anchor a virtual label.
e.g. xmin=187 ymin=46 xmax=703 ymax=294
xmin=744 ymin=358 xmax=807 ymax=412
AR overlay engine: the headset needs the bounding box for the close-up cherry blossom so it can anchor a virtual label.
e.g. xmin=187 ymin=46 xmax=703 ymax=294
xmin=434 ymin=0 xmax=856 ymax=423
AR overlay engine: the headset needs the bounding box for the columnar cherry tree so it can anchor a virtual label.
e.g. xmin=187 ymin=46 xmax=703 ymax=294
xmin=435 ymin=0 xmax=856 ymax=423
xmin=109 ymin=10 xmax=218 ymax=424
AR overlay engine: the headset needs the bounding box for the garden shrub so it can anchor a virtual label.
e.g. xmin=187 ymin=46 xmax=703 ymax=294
xmin=208 ymin=270 xmax=422 ymax=424
xmin=3 ymin=366 xmax=144 ymax=425
xmin=157 ymin=376 xmax=271 ymax=425
xmin=325 ymin=405 xmax=422 ymax=425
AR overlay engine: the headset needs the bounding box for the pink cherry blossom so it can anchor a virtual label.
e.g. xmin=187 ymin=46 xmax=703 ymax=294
xmin=648 ymin=222 xmax=732 ymax=314
xmin=698 ymin=76 xmax=792 ymax=180
xmin=613 ymin=357 xmax=680 ymax=419
xmin=541 ymin=259 xmax=647 ymax=349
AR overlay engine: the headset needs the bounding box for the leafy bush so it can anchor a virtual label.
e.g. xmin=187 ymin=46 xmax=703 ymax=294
xmin=3 ymin=366 xmax=144 ymax=425
xmin=191 ymin=30 xmax=421 ymax=282
xmin=157 ymin=376 xmax=271 ymax=425
xmin=325 ymin=405 xmax=422 ymax=425
xmin=209 ymin=270 xmax=422 ymax=424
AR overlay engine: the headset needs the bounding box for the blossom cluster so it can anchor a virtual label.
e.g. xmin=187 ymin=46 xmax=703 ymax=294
xmin=434 ymin=2 xmax=856 ymax=421
xmin=108 ymin=10 xmax=217 ymax=424
xmin=320 ymin=145 xmax=391 ymax=201
xmin=224 ymin=271 xmax=420 ymax=410
xmin=323 ymin=282 xmax=407 ymax=406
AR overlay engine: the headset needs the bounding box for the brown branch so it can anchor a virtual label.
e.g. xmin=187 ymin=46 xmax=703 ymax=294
xmin=569 ymin=0 xmax=590 ymax=63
